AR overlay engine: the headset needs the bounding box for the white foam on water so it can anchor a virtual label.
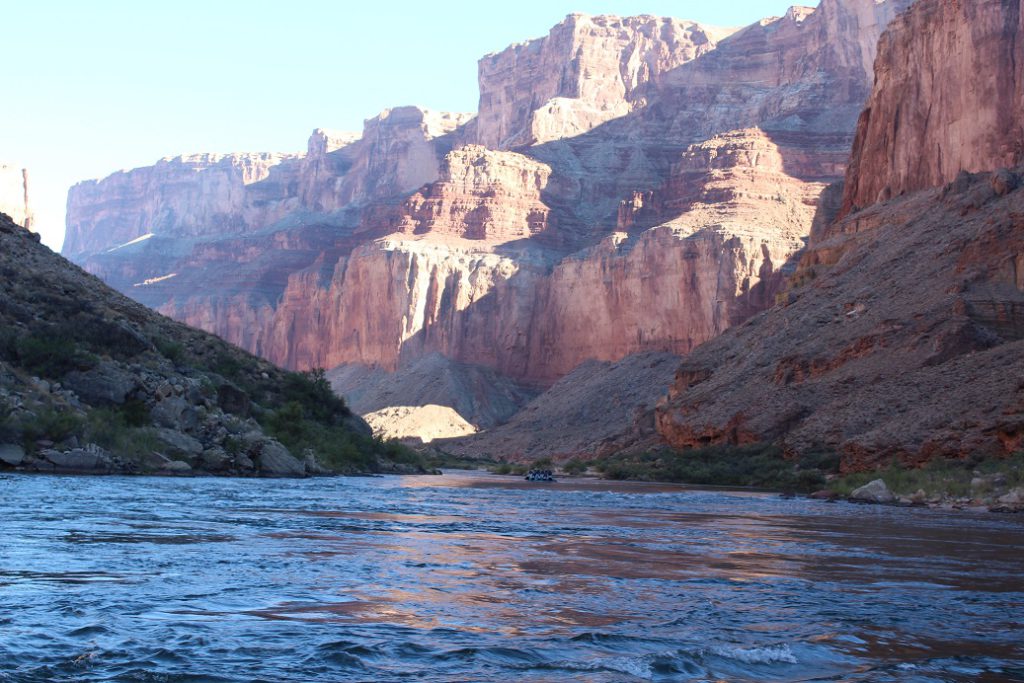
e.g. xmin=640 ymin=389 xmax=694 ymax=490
xmin=709 ymin=643 xmax=798 ymax=665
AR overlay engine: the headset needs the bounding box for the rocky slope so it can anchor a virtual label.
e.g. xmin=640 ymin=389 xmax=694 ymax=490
xmin=0 ymin=164 xmax=32 ymax=230
xmin=0 ymin=212 xmax=420 ymax=476
xmin=441 ymin=352 xmax=681 ymax=461
xmin=63 ymin=0 xmax=913 ymax=448
xmin=656 ymin=0 xmax=1024 ymax=472
xmin=327 ymin=354 xmax=536 ymax=429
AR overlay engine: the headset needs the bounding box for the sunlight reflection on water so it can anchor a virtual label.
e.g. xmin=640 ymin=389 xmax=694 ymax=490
xmin=1 ymin=471 xmax=1022 ymax=682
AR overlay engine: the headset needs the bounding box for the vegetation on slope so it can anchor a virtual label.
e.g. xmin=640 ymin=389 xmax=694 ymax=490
xmin=0 ymin=214 xmax=422 ymax=476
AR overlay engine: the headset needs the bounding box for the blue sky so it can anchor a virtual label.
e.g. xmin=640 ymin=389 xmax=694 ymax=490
xmin=1 ymin=1 xmax=817 ymax=249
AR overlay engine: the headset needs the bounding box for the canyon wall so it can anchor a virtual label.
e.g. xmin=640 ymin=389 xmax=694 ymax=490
xmin=656 ymin=0 xmax=1024 ymax=469
xmin=474 ymin=14 xmax=733 ymax=149
xmin=0 ymin=164 xmax=32 ymax=230
xmin=842 ymin=0 xmax=1024 ymax=213
xmin=64 ymin=1 xmax=914 ymax=434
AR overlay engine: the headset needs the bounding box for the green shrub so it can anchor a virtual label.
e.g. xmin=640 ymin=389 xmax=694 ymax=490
xmin=0 ymin=328 xmax=19 ymax=361
xmin=16 ymin=407 xmax=85 ymax=449
xmin=15 ymin=332 xmax=96 ymax=378
xmin=260 ymin=401 xmax=420 ymax=474
xmin=594 ymin=443 xmax=838 ymax=492
xmin=829 ymin=453 xmax=1024 ymax=498
xmin=81 ymin=407 xmax=151 ymax=457
xmin=155 ymin=338 xmax=185 ymax=364
xmin=562 ymin=458 xmax=588 ymax=476
xmin=279 ymin=368 xmax=349 ymax=422
xmin=210 ymin=352 xmax=245 ymax=381
xmin=120 ymin=399 xmax=150 ymax=427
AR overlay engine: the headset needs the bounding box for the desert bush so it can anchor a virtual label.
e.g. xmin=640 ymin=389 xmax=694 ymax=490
xmin=562 ymin=458 xmax=588 ymax=475
xmin=15 ymin=331 xmax=96 ymax=378
xmin=154 ymin=338 xmax=185 ymax=364
xmin=594 ymin=443 xmax=835 ymax=492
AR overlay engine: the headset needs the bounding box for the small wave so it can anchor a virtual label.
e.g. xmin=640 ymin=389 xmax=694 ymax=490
xmin=707 ymin=643 xmax=798 ymax=665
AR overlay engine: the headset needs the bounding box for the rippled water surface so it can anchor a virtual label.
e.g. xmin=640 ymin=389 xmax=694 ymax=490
xmin=2 ymin=472 xmax=1023 ymax=682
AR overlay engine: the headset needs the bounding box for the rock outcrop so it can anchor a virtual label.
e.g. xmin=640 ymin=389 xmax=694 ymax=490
xmin=656 ymin=0 xmax=1024 ymax=471
xmin=364 ymin=405 xmax=478 ymax=443
xmin=841 ymin=0 xmax=1024 ymax=214
xmin=0 ymin=164 xmax=32 ymax=230
xmin=474 ymin=14 xmax=734 ymax=149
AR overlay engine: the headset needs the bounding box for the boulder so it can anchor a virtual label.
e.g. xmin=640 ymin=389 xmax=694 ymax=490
xmin=303 ymin=449 xmax=330 ymax=475
xmin=255 ymin=440 xmax=305 ymax=476
xmin=154 ymin=428 xmax=203 ymax=458
xmin=64 ymin=362 xmax=139 ymax=405
xmin=850 ymin=479 xmax=896 ymax=504
xmin=42 ymin=444 xmax=112 ymax=471
xmin=160 ymin=460 xmax=192 ymax=474
xmin=0 ymin=444 xmax=25 ymax=466
xmin=151 ymin=397 xmax=199 ymax=431
xmin=199 ymin=447 xmax=230 ymax=471
xmin=997 ymin=488 xmax=1024 ymax=506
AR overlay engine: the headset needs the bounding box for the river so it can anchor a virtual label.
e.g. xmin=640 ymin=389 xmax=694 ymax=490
xmin=1 ymin=471 xmax=1022 ymax=681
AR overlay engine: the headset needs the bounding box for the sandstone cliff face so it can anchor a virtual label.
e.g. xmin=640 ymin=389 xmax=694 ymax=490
xmin=63 ymin=152 xmax=302 ymax=258
xmin=65 ymin=1 xmax=913 ymax=438
xmin=64 ymin=107 xmax=470 ymax=258
xmin=475 ymin=14 xmax=733 ymax=149
xmin=842 ymin=0 xmax=1024 ymax=214
xmin=657 ymin=0 xmax=1024 ymax=469
xmin=0 ymin=164 xmax=32 ymax=230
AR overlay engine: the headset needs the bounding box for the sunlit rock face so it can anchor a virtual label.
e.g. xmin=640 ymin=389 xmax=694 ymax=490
xmin=474 ymin=14 xmax=734 ymax=150
xmin=0 ymin=163 xmax=32 ymax=230
xmin=656 ymin=0 xmax=1024 ymax=470
xmin=64 ymin=1 xmax=912 ymax=402
xmin=841 ymin=0 xmax=1024 ymax=215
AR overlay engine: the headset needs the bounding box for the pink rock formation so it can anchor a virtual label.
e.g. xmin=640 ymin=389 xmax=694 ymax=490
xmin=474 ymin=14 xmax=733 ymax=149
xmin=842 ymin=0 xmax=1024 ymax=214
xmin=63 ymin=152 xmax=302 ymax=258
xmin=656 ymin=0 xmax=1024 ymax=470
xmin=64 ymin=0 xmax=913 ymax=408
xmin=0 ymin=163 xmax=32 ymax=230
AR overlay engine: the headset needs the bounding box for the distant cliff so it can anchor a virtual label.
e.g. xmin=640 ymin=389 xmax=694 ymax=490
xmin=0 ymin=164 xmax=32 ymax=230
xmin=656 ymin=0 xmax=1024 ymax=470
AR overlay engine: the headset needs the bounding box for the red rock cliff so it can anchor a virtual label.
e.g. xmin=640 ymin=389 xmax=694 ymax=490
xmin=657 ymin=0 xmax=1024 ymax=469
xmin=65 ymin=2 xmax=911 ymax=392
xmin=842 ymin=0 xmax=1024 ymax=214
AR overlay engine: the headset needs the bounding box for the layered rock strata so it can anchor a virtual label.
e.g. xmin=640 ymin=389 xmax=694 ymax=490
xmin=63 ymin=1 xmax=914 ymax=437
xmin=656 ymin=0 xmax=1024 ymax=470
xmin=841 ymin=0 xmax=1024 ymax=214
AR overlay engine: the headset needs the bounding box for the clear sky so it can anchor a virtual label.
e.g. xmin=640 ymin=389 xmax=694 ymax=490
xmin=2 ymin=0 xmax=817 ymax=250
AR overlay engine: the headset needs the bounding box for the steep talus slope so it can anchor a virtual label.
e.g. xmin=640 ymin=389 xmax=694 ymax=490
xmin=657 ymin=0 xmax=1024 ymax=471
xmin=443 ymin=353 xmax=681 ymax=461
xmin=0 ymin=213 xmax=418 ymax=476
xmin=327 ymin=354 xmax=538 ymax=429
